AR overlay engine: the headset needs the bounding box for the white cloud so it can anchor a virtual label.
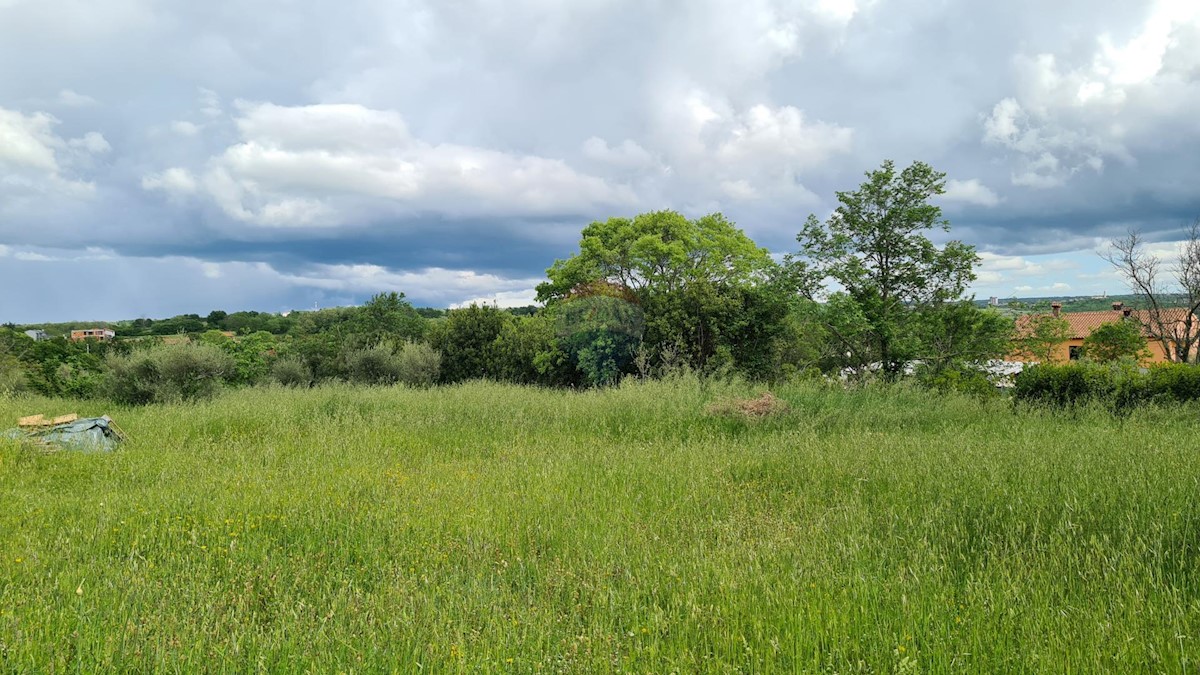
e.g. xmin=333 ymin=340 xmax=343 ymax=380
xmin=275 ymin=262 xmax=543 ymax=306
xmin=982 ymin=0 xmax=1200 ymax=188
xmin=581 ymin=137 xmax=655 ymax=169
xmin=717 ymin=104 xmax=854 ymax=167
xmin=982 ymin=98 xmax=1023 ymax=147
xmin=451 ymin=289 xmax=539 ymax=309
xmin=0 ymin=108 xmax=61 ymax=171
xmin=973 ymin=251 xmax=1081 ymax=288
xmin=720 ymin=179 xmax=759 ymax=201
xmin=145 ymin=102 xmax=637 ymax=226
xmin=198 ymin=87 xmax=222 ymax=118
xmin=55 ymin=89 xmax=97 ymax=107
xmin=68 ymin=131 xmax=110 ymax=154
xmin=943 ymin=178 xmax=1000 ymax=206
xmin=142 ymin=167 xmax=198 ymax=195
xmin=0 ymin=245 xmax=116 ymax=263
xmin=0 ymin=106 xmax=100 ymax=198
xmin=170 ymin=120 xmax=202 ymax=137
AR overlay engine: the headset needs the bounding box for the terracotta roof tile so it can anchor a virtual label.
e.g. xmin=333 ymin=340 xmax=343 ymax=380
xmin=1015 ymin=307 xmax=1196 ymax=339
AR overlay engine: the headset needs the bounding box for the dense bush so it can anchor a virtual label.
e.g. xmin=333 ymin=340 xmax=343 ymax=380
xmin=1144 ymin=364 xmax=1200 ymax=402
xmin=344 ymin=344 xmax=403 ymax=385
xmin=426 ymin=305 xmax=510 ymax=383
xmin=0 ymin=354 xmax=27 ymax=395
xmin=492 ymin=315 xmax=578 ymax=386
xmin=270 ymin=358 xmax=312 ymax=388
xmin=1014 ymin=362 xmax=1200 ymax=411
xmin=395 ymin=341 xmax=442 ymax=387
xmin=342 ymin=342 xmax=442 ymax=387
xmin=921 ymin=367 xmax=999 ymax=399
xmin=103 ymin=342 xmax=234 ymax=404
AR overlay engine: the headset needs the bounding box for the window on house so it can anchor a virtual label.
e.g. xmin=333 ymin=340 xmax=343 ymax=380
xmin=1069 ymin=346 xmax=1082 ymax=361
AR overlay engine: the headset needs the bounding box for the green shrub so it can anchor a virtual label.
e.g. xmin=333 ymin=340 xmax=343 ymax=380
xmin=1014 ymin=362 xmax=1200 ymax=412
xmin=344 ymin=344 xmax=403 ymax=385
xmin=922 ymin=367 xmax=998 ymax=399
xmin=426 ymin=304 xmax=510 ymax=383
xmin=395 ymin=341 xmax=441 ymax=387
xmin=1145 ymin=364 xmax=1200 ymax=402
xmin=270 ymin=358 xmax=312 ymax=388
xmin=0 ymin=354 xmax=27 ymax=395
xmin=103 ymin=343 xmax=234 ymax=404
xmin=1013 ymin=362 xmax=1115 ymax=408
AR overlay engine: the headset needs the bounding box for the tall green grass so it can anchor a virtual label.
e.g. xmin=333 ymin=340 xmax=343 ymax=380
xmin=2 ymin=377 xmax=1200 ymax=671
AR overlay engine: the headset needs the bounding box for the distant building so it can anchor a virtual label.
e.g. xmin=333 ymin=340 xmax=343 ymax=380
xmin=1013 ymin=301 xmax=1199 ymax=363
xmin=70 ymin=328 xmax=115 ymax=342
xmin=988 ymin=296 xmax=999 ymax=306
xmin=23 ymin=329 xmax=49 ymax=341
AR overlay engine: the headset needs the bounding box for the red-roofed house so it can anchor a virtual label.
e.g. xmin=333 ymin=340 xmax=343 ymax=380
xmin=69 ymin=328 xmax=115 ymax=342
xmin=1013 ymin=302 xmax=1199 ymax=363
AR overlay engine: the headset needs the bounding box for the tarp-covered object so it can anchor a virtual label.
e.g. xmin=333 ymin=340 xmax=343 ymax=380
xmin=2 ymin=416 xmax=126 ymax=451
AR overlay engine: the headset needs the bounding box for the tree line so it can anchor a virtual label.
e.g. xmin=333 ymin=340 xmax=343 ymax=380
xmin=2 ymin=159 xmax=1197 ymax=403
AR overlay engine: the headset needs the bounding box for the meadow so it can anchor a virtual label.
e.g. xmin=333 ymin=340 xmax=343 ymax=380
xmin=3 ymin=377 xmax=1200 ymax=672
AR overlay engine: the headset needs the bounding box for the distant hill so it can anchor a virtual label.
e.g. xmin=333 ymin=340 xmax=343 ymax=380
xmin=973 ymin=294 xmax=1190 ymax=316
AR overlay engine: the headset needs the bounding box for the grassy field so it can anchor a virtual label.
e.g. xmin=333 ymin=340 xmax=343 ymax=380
xmin=3 ymin=377 xmax=1200 ymax=672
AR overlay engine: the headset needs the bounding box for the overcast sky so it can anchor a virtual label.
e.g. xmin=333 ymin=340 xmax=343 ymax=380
xmin=2 ymin=0 xmax=1199 ymax=322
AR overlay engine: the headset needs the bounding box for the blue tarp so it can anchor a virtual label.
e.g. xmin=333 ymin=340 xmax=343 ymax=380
xmin=3 ymin=416 xmax=125 ymax=451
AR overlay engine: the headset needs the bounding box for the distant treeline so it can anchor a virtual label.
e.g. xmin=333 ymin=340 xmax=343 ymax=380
xmin=7 ymin=305 xmax=542 ymax=339
xmin=3 ymin=159 xmax=1189 ymax=406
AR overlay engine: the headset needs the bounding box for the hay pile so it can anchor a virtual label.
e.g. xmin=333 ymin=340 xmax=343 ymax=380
xmin=704 ymin=392 xmax=789 ymax=420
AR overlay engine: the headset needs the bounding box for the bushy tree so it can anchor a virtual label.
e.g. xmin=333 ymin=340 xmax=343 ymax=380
xmin=288 ymin=294 xmax=426 ymax=380
xmin=555 ymin=290 xmax=645 ymax=386
xmin=0 ymin=336 xmax=27 ymax=395
xmin=538 ymin=210 xmax=784 ymax=376
xmin=198 ymin=330 xmax=279 ymax=385
xmin=789 ymin=160 xmax=978 ymax=377
xmin=5 ymin=331 xmax=118 ymax=398
xmin=492 ymin=314 xmax=579 ymax=386
xmin=345 ymin=344 xmax=404 ymax=385
xmin=103 ymin=342 xmax=234 ymax=404
xmin=915 ymin=302 xmax=1014 ymax=376
xmin=426 ymin=304 xmax=511 ymax=383
xmin=290 ymin=307 xmax=359 ymax=379
xmin=1019 ymin=315 xmax=1072 ymax=363
xmin=395 ymin=341 xmax=441 ymax=387
xmin=1083 ymin=319 xmax=1150 ymax=363
xmin=351 ymin=292 xmax=426 ymax=345
xmin=270 ymin=358 xmax=312 ymax=388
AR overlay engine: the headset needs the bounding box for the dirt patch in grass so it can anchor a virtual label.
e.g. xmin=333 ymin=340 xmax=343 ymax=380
xmin=705 ymin=392 xmax=789 ymax=420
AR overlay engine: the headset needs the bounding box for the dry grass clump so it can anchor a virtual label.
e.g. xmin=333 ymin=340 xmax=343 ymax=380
xmin=704 ymin=391 xmax=789 ymax=420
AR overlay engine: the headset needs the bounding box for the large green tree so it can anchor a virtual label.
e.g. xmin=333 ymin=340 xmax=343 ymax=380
xmin=789 ymin=160 xmax=978 ymax=377
xmin=537 ymin=210 xmax=780 ymax=374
